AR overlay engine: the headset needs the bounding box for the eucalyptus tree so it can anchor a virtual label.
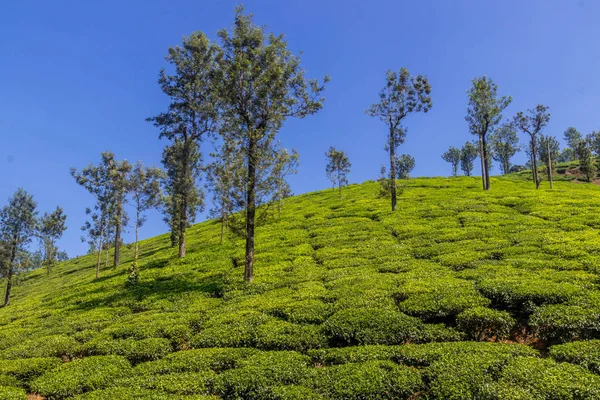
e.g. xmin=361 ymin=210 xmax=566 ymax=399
xmin=148 ymin=31 xmax=220 ymax=258
xmin=576 ymin=135 xmax=597 ymax=182
xmin=38 ymin=206 xmax=67 ymax=275
xmin=216 ymin=7 xmax=328 ymax=282
xmin=71 ymin=152 xmax=115 ymax=278
xmin=367 ymin=68 xmax=432 ymax=210
xmin=325 ymin=146 xmax=351 ymax=199
xmin=441 ymin=147 xmax=461 ymax=177
xmin=564 ymin=127 xmax=582 ymax=151
xmin=490 ymin=122 xmax=520 ymax=175
xmin=460 ymin=141 xmax=478 ymax=176
xmin=109 ymin=158 xmax=131 ymax=268
xmin=537 ymin=135 xmax=560 ymax=189
xmin=514 ymin=104 xmax=551 ymax=189
xmin=272 ymin=147 xmax=300 ymax=215
xmin=127 ymin=162 xmax=164 ymax=285
xmin=396 ymin=154 xmax=415 ymax=179
xmin=0 ymin=189 xmax=37 ymax=306
xmin=466 ymin=76 xmax=512 ymax=190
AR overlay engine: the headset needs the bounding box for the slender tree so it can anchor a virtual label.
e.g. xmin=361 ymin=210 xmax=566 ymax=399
xmin=127 ymin=162 xmax=164 ymax=285
xmin=514 ymin=104 xmax=551 ymax=189
xmin=38 ymin=207 xmax=67 ymax=275
xmin=148 ymin=31 xmax=220 ymax=258
xmin=537 ymin=135 xmax=560 ymax=189
xmin=0 ymin=189 xmax=37 ymax=306
xmin=108 ymin=158 xmax=131 ymax=268
xmin=490 ymin=122 xmax=520 ymax=175
xmin=325 ymin=147 xmax=351 ymax=199
xmin=564 ymin=127 xmax=582 ymax=151
xmin=466 ymin=76 xmax=512 ymax=190
xmin=217 ymin=7 xmax=328 ymax=282
xmin=272 ymin=148 xmax=300 ymax=215
xmin=367 ymin=69 xmax=432 ymax=210
xmin=396 ymin=154 xmax=415 ymax=179
xmin=71 ymin=152 xmax=115 ymax=278
xmin=441 ymin=147 xmax=461 ymax=177
xmin=460 ymin=141 xmax=478 ymax=176
xmin=576 ymin=135 xmax=597 ymax=182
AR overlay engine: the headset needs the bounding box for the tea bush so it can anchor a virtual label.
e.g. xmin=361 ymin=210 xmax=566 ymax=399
xmin=456 ymin=307 xmax=515 ymax=341
xmin=549 ymin=340 xmax=600 ymax=373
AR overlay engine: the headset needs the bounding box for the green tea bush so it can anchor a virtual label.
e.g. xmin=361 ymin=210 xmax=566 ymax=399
xmin=456 ymin=307 xmax=515 ymax=341
xmin=74 ymin=387 xmax=218 ymax=399
xmin=115 ymin=371 xmax=217 ymax=395
xmin=255 ymin=320 xmax=327 ymax=351
xmin=83 ymin=337 xmax=173 ymax=363
xmin=549 ymin=340 xmax=600 ymax=373
xmin=530 ymin=304 xmax=600 ymax=341
xmin=266 ymin=385 xmax=323 ymax=400
xmin=310 ymin=360 xmax=422 ymax=399
xmin=0 ymin=357 xmax=62 ymax=383
xmin=31 ymin=355 xmax=131 ymax=399
xmin=323 ymin=308 xmax=422 ymax=345
xmin=190 ymin=310 xmax=270 ymax=348
xmin=1 ymin=334 xmax=80 ymax=359
xmin=0 ymin=375 xmax=20 ymax=388
xmin=0 ymin=386 xmax=27 ymax=400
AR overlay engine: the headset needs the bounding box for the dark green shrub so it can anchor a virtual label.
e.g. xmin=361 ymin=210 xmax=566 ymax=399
xmin=74 ymin=387 xmax=217 ymax=399
xmin=0 ymin=386 xmax=27 ymax=400
xmin=456 ymin=307 xmax=515 ymax=341
xmin=0 ymin=375 xmax=20 ymax=388
xmin=191 ymin=310 xmax=270 ymax=348
xmin=266 ymin=385 xmax=323 ymax=400
xmin=530 ymin=304 xmax=600 ymax=341
xmin=323 ymin=308 xmax=422 ymax=345
xmin=485 ymin=357 xmax=600 ymax=399
xmin=31 ymin=355 xmax=131 ymax=399
xmin=83 ymin=337 xmax=172 ymax=363
xmin=549 ymin=340 xmax=600 ymax=373
xmin=135 ymin=348 xmax=258 ymax=375
xmin=214 ymin=351 xmax=312 ymax=399
xmin=255 ymin=320 xmax=326 ymax=351
xmin=310 ymin=360 xmax=421 ymax=399
xmin=115 ymin=371 xmax=217 ymax=395
xmin=0 ymin=357 xmax=62 ymax=382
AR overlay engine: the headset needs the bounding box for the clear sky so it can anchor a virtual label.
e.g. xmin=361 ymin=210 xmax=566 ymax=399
xmin=1 ymin=0 xmax=599 ymax=257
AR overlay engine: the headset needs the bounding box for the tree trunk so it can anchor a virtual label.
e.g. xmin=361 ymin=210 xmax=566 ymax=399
xmin=134 ymin=210 xmax=140 ymax=260
xmin=3 ymin=243 xmax=16 ymax=307
xmin=479 ymin=138 xmax=486 ymax=189
xmin=113 ymin=203 xmax=121 ymax=268
xmin=531 ymin=136 xmax=540 ymax=189
xmin=504 ymin=160 xmax=510 ymax=175
xmin=481 ymin=134 xmax=491 ymax=190
xmin=245 ymin=135 xmax=257 ymax=283
xmin=389 ymin=127 xmax=397 ymax=211
xmin=178 ymin=137 xmax=191 ymax=259
xmin=220 ymin=211 xmax=225 ymax=245
xmin=547 ymin=140 xmax=553 ymax=189
xmin=96 ymin=226 xmax=104 ymax=279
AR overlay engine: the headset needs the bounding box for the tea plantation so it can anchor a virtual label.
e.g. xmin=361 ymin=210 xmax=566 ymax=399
xmin=3 ymin=176 xmax=600 ymax=399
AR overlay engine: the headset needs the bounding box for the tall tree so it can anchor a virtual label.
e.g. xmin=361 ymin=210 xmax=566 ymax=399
xmin=465 ymin=76 xmax=512 ymax=190
xmin=537 ymin=135 xmax=560 ymax=189
xmin=367 ymin=68 xmax=432 ymax=210
xmin=0 ymin=189 xmax=37 ymax=306
xmin=108 ymin=158 xmax=131 ymax=268
xmin=490 ymin=122 xmax=520 ymax=175
xmin=38 ymin=207 xmax=67 ymax=275
xmin=325 ymin=146 xmax=351 ymax=200
xmin=148 ymin=31 xmax=220 ymax=258
xmin=576 ymin=135 xmax=597 ymax=182
xmin=441 ymin=147 xmax=461 ymax=177
xmin=460 ymin=141 xmax=478 ymax=176
xmin=217 ymin=7 xmax=328 ymax=282
xmin=71 ymin=152 xmax=115 ymax=278
xmin=564 ymin=127 xmax=582 ymax=151
xmin=396 ymin=154 xmax=415 ymax=179
xmin=272 ymin=148 xmax=299 ymax=215
xmin=514 ymin=104 xmax=551 ymax=189
xmin=127 ymin=162 xmax=164 ymax=285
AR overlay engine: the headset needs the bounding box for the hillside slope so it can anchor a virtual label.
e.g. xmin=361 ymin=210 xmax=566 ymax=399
xmin=3 ymin=176 xmax=600 ymax=399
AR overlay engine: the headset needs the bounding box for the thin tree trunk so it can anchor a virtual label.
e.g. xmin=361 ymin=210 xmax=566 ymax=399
xmin=389 ymin=126 xmax=397 ymax=211
xmin=179 ymin=137 xmax=190 ymax=259
xmin=479 ymin=137 xmax=486 ymax=190
xmin=482 ymin=134 xmax=491 ymax=190
xmin=245 ymin=135 xmax=257 ymax=283
xmin=96 ymin=226 xmax=104 ymax=279
xmin=547 ymin=140 xmax=553 ymax=189
xmin=134 ymin=209 xmax=140 ymax=260
xmin=220 ymin=211 xmax=225 ymax=245
xmin=3 ymin=243 xmax=16 ymax=307
xmin=531 ymin=137 xmax=540 ymax=189
xmin=105 ymin=242 xmax=109 ymax=269
xmin=114 ymin=203 xmax=121 ymax=268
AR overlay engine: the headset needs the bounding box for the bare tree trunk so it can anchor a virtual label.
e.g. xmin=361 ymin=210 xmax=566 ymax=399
xmin=479 ymin=137 xmax=486 ymax=190
xmin=3 ymin=243 xmax=16 ymax=307
xmin=178 ymin=137 xmax=191 ymax=259
xmin=96 ymin=226 xmax=104 ymax=279
xmin=531 ymin=137 xmax=540 ymax=189
xmin=134 ymin=210 xmax=140 ymax=260
xmin=547 ymin=139 xmax=553 ymax=189
xmin=220 ymin=212 xmax=225 ymax=245
xmin=389 ymin=127 xmax=397 ymax=211
xmin=113 ymin=204 xmax=121 ymax=268
xmin=105 ymin=242 xmax=109 ymax=269
xmin=482 ymin=134 xmax=491 ymax=190
xmin=245 ymin=135 xmax=257 ymax=283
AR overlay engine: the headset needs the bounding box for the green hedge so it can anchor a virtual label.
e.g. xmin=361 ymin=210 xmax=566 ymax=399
xmin=30 ymin=355 xmax=131 ymax=399
xmin=456 ymin=307 xmax=515 ymax=341
xmin=73 ymin=387 xmax=218 ymax=399
xmin=83 ymin=337 xmax=173 ymax=363
xmin=0 ymin=386 xmax=27 ymax=400
xmin=549 ymin=340 xmax=600 ymax=374
xmin=310 ymin=360 xmax=421 ymax=399
xmin=0 ymin=357 xmax=62 ymax=383
xmin=115 ymin=371 xmax=217 ymax=395
xmin=530 ymin=304 xmax=600 ymax=342
xmin=1 ymin=335 xmax=80 ymax=359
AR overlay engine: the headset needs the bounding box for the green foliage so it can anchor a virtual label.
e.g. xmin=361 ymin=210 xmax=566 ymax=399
xmin=456 ymin=307 xmax=515 ymax=341
xmin=550 ymin=340 xmax=600 ymax=374
xmin=83 ymin=337 xmax=173 ymax=364
xmin=31 ymin=355 xmax=131 ymax=399
xmin=0 ymin=357 xmax=62 ymax=382
xmin=0 ymin=386 xmax=27 ymax=400
xmin=1 ymin=335 xmax=80 ymax=359
xmin=442 ymin=146 xmax=461 ymax=176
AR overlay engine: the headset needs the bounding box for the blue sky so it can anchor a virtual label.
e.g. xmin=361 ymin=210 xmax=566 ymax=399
xmin=1 ymin=0 xmax=599 ymax=257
